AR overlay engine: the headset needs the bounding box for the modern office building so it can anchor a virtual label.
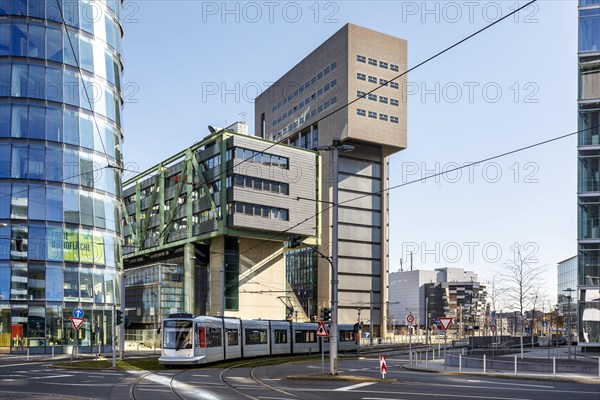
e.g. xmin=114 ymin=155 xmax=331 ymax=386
xmin=0 ymin=1 xmax=124 ymax=353
xmin=255 ymin=23 xmax=407 ymax=336
xmin=424 ymin=277 xmax=487 ymax=336
xmin=121 ymin=124 xmax=319 ymax=329
xmin=557 ymin=256 xmax=578 ymax=342
xmin=388 ymin=269 xmax=436 ymax=327
xmin=389 ymin=267 xmax=486 ymax=333
xmin=577 ymin=0 xmax=600 ymax=351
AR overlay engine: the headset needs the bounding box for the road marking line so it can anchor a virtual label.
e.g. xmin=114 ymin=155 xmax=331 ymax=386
xmin=192 ymin=374 xmax=211 ymax=377
xmin=137 ymin=388 xmax=172 ymax=392
xmin=362 ymin=395 xmax=531 ymax=400
xmin=29 ymin=374 xmax=73 ymax=380
xmin=466 ymin=380 xmax=553 ymax=389
xmin=261 ymin=379 xmax=282 ymax=381
xmin=259 ymin=397 xmax=295 ymax=400
xmin=335 ymin=382 xmax=376 ymax=391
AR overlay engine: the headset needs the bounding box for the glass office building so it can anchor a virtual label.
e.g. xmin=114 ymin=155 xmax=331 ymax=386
xmin=0 ymin=0 xmax=124 ymax=353
xmin=577 ymin=0 xmax=600 ymax=350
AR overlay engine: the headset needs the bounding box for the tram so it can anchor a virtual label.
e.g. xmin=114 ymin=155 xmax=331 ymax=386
xmin=158 ymin=314 xmax=357 ymax=365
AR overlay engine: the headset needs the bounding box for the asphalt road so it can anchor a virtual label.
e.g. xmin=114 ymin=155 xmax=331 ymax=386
xmin=1 ymin=357 xmax=598 ymax=400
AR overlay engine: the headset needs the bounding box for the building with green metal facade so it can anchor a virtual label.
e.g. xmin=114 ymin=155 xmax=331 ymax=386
xmin=122 ymin=125 xmax=319 ymax=330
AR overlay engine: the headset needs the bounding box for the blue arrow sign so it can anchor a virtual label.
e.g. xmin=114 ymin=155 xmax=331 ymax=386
xmin=73 ymin=308 xmax=84 ymax=318
xmin=491 ymin=311 xmax=496 ymax=319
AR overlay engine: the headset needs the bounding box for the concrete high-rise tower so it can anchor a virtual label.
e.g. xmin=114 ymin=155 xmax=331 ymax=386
xmin=255 ymin=23 xmax=407 ymax=336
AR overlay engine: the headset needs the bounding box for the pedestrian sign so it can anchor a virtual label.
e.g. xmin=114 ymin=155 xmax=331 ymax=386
xmin=71 ymin=317 xmax=85 ymax=330
xmin=439 ymin=317 xmax=453 ymax=331
xmin=73 ymin=308 xmax=84 ymax=318
xmin=316 ymin=321 xmax=329 ymax=337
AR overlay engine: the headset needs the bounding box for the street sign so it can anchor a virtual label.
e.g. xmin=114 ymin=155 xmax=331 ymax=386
xmin=71 ymin=317 xmax=85 ymax=330
xmin=491 ymin=311 xmax=496 ymax=319
xmin=73 ymin=308 xmax=84 ymax=318
xmin=379 ymin=355 xmax=387 ymax=378
xmin=406 ymin=313 xmax=415 ymax=324
xmin=439 ymin=317 xmax=453 ymax=331
xmin=316 ymin=321 xmax=329 ymax=337
xmin=490 ymin=324 xmax=496 ymax=332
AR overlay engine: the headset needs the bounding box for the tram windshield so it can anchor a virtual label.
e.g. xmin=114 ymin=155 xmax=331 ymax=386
xmin=163 ymin=320 xmax=193 ymax=350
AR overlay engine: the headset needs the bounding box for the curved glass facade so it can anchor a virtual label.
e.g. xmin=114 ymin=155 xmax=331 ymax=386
xmin=0 ymin=0 xmax=124 ymax=353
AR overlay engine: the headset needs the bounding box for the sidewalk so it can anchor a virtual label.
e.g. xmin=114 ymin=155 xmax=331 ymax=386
xmin=403 ymin=347 xmax=600 ymax=384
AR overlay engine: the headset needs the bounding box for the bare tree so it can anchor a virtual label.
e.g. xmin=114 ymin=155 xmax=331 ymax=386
xmin=497 ymin=243 xmax=545 ymax=358
xmin=487 ymin=275 xmax=503 ymax=338
xmin=529 ymin=286 xmax=546 ymax=348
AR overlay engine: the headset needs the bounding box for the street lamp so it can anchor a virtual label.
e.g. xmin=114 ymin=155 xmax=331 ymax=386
xmin=563 ymin=288 xmax=575 ymax=359
xmin=151 ymin=292 xmax=158 ymax=354
xmin=425 ymin=298 xmax=429 ymax=345
xmin=316 ymin=140 xmax=354 ymax=376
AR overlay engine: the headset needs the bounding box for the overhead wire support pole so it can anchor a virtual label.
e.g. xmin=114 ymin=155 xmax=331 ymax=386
xmin=330 ymin=142 xmax=340 ymax=376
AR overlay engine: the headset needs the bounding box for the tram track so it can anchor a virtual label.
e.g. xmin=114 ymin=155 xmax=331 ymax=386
xmin=130 ymin=370 xmax=187 ymax=400
xmin=220 ymin=362 xmax=300 ymax=400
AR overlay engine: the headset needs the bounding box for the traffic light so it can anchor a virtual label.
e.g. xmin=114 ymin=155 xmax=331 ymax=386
xmin=285 ymin=234 xmax=302 ymax=248
xmin=323 ymin=308 xmax=332 ymax=321
xmin=115 ymin=310 xmax=124 ymax=325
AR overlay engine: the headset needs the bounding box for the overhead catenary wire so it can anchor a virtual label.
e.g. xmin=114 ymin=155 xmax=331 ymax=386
xmin=237 ymin=126 xmax=584 ymax=259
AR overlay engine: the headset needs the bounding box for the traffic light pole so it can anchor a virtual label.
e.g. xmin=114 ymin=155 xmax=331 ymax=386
xmin=120 ymin=274 xmax=126 ymax=361
xmin=112 ymin=304 xmax=116 ymax=368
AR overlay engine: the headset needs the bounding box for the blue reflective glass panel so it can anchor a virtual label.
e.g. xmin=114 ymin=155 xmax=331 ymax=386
xmin=27 ymin=143 xmax=45 ymax=180
xmin=28 ymin=224 xmax=46 ymax=260
xmin=0 ymin=263 xmax=9 ymax=299
xmin=46 ymin=264 xmax=63 ymax=301
xmin=46 ymin=145 xmax=63 ymax=182
xmin=28 ymin=105 xmax=46 ymax=140
xmin=46 ymin=186 xmax=63 ymax=222
xmin=46 ymin=107 xmax=63 ymax=143
xmin=27 ymin=24 xmax=46 ymax=59
xmin=28 ymin=186 xmax=46 ymax=221
xmin=46 ymin=26 xmax=62 ymax=62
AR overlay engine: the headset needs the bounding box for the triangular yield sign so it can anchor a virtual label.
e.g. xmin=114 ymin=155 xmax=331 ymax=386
xmin=316 ymin=322 xmax=329 ymax=337
xmin=71 ymin=316 xmax=85 ymax=330
xmin=439 ymin=317 xmax=453 ymax=331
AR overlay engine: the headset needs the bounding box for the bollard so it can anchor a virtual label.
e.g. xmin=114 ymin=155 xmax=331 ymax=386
xmin=52 ymin=347 xmax=54 ymax=358
xmin=514 ymin=356 xmax=517 ymax=375
xmin=425 ymin=351 xmax=428 ymax=368
xmin=553 ymin=357 xmax=556 ymax=377
xmin=27 ymin=348 xmax=30 ymax=361
xmin=483 ymin=354 xmax=486 ymax=374
xmin=459 ymin=354 xmax=462 ymax=372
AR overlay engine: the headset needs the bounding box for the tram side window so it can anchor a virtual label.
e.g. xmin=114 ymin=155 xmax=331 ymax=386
xmin=245 ymin=329 xmax=268 ymax=345
xmin=207 ymin=327 xmax=222 ymax=348
xmin=295 ymin=329 xmax=317 ymax=343
xmin=340 ymin=330 xmax=354 ymax=341
xmin=274 ymin=329 xmax=288 ymax=344
xmin=227 ymin=328 xmax=239 ymax=346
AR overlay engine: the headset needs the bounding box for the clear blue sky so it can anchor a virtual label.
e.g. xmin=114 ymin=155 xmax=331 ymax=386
xmin=121 ymin=1 xmax=577 ymax=304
